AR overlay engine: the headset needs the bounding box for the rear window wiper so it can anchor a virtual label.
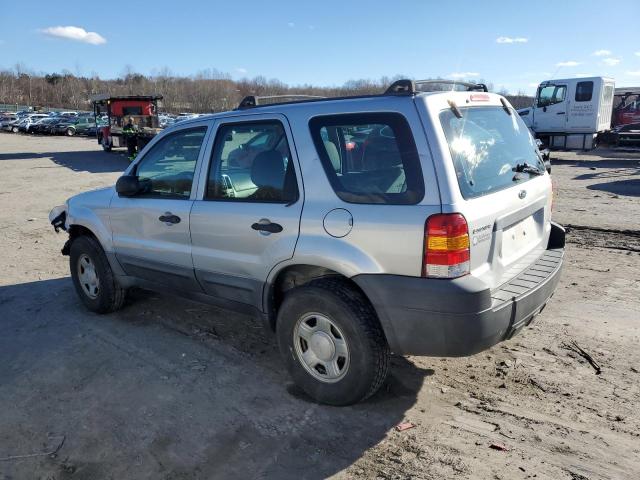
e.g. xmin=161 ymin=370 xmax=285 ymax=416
xmin=512 ymin=162 xmax=544 ymax=179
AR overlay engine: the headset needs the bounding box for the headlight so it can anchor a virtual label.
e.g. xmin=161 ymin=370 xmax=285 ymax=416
xmin=48 ymin=205 xmax=67 ymax=223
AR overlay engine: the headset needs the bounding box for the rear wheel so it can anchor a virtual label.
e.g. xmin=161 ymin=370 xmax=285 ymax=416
xmin=12 ymin=126 xmax=18 ymax=133
xmin=69 ymin=235 xmax=126 ymax=313
xmin=277 ymin=278 xmax=389 ymax=405
xmin=66 ymin=127 xmax=75 ymax=136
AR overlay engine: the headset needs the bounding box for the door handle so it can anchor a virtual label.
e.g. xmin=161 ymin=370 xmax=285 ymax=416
xmin=159 ymin=213 xmax=181 ymax=224
xmin=251 ymin=222 xmax=283 ymax=233
xmin=556 ymin=112 xmax=566 ymax=115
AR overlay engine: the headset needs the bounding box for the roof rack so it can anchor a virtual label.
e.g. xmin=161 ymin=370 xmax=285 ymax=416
xmin=237 ymin=94 xmax=326 ymax=109
xmin=233 ymin=79 xmax=489 ymax=110
xmin=385 ymin=79 xmax=488 ymax=95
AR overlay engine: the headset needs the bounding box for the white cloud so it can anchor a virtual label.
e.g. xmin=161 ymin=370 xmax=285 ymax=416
xmin=287 ymin=22 xmax=295 ymax=28
xmin=627 ymin=71 xmax=640 ymax=76
xmin=556 ymin=61 xmax=580 ymax=67
xmin=496 ymin=36 xmax=528 ymax=44
xmin=593 ymin=49 xmax=611 ymax=57
xmin=635 ymin=52 xmax=640 ymax=57
xmin=41 ymin=26 xmax=106 ymax=45
xmin=235 ymin=67 xmax=247 ymax=74
xmin=450 ymin=72 xmax=479 ymax=79
xmin=602 ymin=57 xmax=621 ymax=66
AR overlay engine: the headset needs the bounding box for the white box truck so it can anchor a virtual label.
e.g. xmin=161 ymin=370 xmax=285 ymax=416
xmin=518 ymin=76 xmax=615 ymax=149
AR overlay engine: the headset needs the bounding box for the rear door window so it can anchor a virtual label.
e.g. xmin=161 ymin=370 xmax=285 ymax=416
xmin=575 ymin=81 xmax=594 ymax=102
xmin=206 ymin=121 xmax=298 ymax=204
xmin=440 ymin=106 xmax=545 ymax=199
xmin=309 ymin=113 xmax=424 ymax=204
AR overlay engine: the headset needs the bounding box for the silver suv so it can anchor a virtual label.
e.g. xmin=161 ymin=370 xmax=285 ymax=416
xmin=50 ymin=80 xmax=565 ymax=405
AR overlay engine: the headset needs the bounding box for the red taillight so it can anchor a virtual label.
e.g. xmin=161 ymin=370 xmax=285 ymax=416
xmin=423 ymin=213 xmax=470 ymax=278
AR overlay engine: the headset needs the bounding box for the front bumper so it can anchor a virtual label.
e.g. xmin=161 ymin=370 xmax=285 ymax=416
xmin=354 ymin=222 xmax=565 ymax=357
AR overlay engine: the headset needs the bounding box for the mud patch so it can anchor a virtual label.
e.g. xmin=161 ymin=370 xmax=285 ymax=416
xmin=566 ymin=224 xmax=640 ymax=252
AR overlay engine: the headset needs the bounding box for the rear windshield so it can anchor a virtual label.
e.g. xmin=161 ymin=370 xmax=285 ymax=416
xmin=309 ymin=113 xmax=424 ymax=204
xmin=439 ymin=106 xmax=544 ymax=199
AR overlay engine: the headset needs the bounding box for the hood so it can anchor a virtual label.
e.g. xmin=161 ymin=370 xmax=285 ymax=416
xmin=67 ymin=186 xmax=115 ymax=210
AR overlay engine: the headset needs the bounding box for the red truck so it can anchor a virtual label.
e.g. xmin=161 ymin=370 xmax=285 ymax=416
xmin=612 ymin=88 xmax=640 ymax=145
xmin=91 ymin=94 xmax=163 ymax=154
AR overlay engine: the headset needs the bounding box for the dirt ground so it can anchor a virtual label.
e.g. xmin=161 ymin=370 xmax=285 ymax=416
xmin=0 ymin=133 xmax=638 ymax=480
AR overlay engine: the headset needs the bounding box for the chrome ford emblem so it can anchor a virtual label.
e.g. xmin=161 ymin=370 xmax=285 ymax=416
xmin=518 ymin=190 xmax=527 ymax=199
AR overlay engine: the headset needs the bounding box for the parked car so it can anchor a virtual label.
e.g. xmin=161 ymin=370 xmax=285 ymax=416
xmin=159 ymin=115 xmax=176 ymax=128
xmin=21 ymin=114 xmax=50 ymax=133
xmin=49 ymin=79 xmax=565 ymax=406
xmin=52 ymin=116 xmax=96 ymax=136
xmin=85 ymin=119 xmax=106 ymax=137
xmin=30 ymin=117 xmax=59 ymax=134
xmin=1 ymin=117 xmax=22 ymax=132
xmin=0 ymin=114 xmax=17 ymax=129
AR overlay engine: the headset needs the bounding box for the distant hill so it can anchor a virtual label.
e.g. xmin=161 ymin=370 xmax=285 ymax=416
xmin=0 ymin=67 xmax=533 ymax=113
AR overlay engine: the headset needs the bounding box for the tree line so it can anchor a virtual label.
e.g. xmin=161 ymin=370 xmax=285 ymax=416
xmin=0 ymin=65 xmax=534 ymax=113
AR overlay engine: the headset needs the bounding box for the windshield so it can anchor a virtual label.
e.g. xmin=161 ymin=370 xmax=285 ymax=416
xmin=440 ymin=106 xmax=545 ymax=199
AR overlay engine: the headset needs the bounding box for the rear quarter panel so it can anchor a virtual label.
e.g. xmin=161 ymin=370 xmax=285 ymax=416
xmin=273 ymin=96 xmax=442 ymax=278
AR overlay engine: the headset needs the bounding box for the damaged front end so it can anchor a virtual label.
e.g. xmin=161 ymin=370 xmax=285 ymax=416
xmin=49 ymin=205 xmax=67 ymax=233
xmin=49 ymin=205 xmax=71 ymax=255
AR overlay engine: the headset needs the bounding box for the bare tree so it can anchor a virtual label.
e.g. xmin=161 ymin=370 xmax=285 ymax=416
xmin=0 ymin=67 xmax=533 ymax=113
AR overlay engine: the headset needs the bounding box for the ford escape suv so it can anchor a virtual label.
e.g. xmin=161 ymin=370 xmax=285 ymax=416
xmin=50 ymin=79 xmax=565 ymax=405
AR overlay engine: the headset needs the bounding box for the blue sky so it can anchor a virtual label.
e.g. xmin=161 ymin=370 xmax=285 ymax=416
xmin=1 ymin=0 xmax=640 ymax=94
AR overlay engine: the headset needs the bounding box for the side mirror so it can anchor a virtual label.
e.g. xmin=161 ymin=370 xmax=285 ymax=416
xmin=116 ymin=175 xmax=141 ymax=197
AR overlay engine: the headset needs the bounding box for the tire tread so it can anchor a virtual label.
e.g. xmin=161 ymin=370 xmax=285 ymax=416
xmin=70 ymin=235 xmax=125 ymax=313
xmin=305 ymin=277 xmax=389 ymax=401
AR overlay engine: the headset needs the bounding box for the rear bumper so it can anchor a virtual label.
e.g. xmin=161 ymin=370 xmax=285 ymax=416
xmin=353 ymin=222 xmax=565 ymax=357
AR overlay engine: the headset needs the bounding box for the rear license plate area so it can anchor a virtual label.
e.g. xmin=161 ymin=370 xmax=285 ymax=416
xmin=502 ymin=215 xmax=537 ymax=261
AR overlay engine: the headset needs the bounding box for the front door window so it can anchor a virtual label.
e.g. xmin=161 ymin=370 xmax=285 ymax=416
xmin=135 ymin=127 xmax=207 ymax=198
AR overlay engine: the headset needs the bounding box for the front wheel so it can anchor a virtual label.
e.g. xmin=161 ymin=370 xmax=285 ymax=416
xmin=66 ymin=127 xmax=75 ymax=136
xmin=277 ymin=278 xmax=389 ymax=405
xmin=12 ymin=126 xmax=18 ymax=133
xmin=69 ymin=235 xmax=126 ymax=313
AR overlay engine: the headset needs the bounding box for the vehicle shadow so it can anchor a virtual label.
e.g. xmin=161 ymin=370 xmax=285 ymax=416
xmin=0 ymin=148 xmax=130 ymax=174
xmin=0 ymin=278 xmax=432 ymax=480
xmin=586 ymin=179 xmax=640 ymax=197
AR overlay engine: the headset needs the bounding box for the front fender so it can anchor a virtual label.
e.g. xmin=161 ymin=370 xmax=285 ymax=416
xmin=66 ymin=187 xmax=115 ymax=252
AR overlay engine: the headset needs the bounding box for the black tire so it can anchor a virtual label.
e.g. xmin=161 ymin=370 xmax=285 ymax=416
xmin=69 ymin=235 xmax=126 ymax=313
xmin=66 ymin=127 xmax=75 ymax=136
xmin=276 ymin=278 xmax=389 ymax=405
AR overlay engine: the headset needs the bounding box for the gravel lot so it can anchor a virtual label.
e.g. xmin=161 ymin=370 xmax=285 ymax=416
xmin=0 ymin=134 xmax=638 ymax=480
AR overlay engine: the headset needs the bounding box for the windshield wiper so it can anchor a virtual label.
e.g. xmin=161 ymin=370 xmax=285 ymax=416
xmin=513 ymin=162 xmax=544 ymax=180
